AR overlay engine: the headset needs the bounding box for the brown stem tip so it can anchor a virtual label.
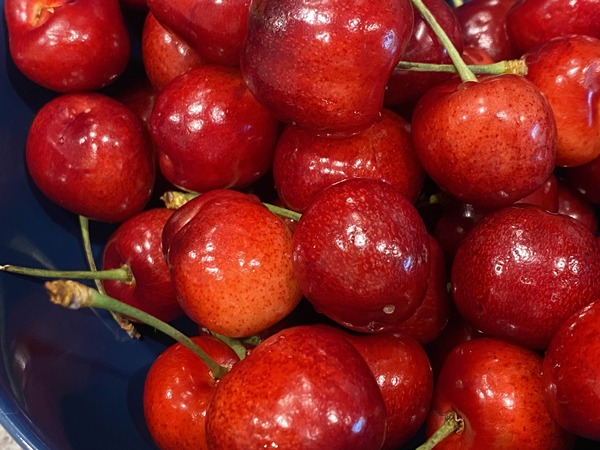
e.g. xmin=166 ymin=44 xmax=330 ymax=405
xmin=45 ymin=280 xmax=94 ymax=309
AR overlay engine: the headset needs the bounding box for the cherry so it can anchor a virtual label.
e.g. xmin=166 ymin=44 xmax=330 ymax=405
xmin=25 ymin=92 xmax=156 ymax=223
xmin=205 ymin=325 xmax=387 ymax=449
xmin=147 ymin=0 xmax=250 ymax=66
xmin=556 ymin=180 xmax=599 ymax=234
xmin=451 ymin=204 xmax=600 ymax=350
xmin=411 ymin=74 xmax=557 ymax=208
xmin=542 ymin=300 xmax=600 ymax=441
xmin=454 ymin=0 xmax=517 ymax=62
xmin=272 ymin=108 xmax=424 ymax=213
xmin=149 ymin=65 xmax=279 ymax=193
xmin=424 ymin=337 xmax=576 ymax=449
xmin=292 ymin=178 xmax=430 ymax=332
xmin=166 ymin=191 xmax=302 ymax=337
xmin=240 ymin=0 xmax=414 ymax=134
xmin=563 ymin=154 xmax=600 ymax=205
xmin=141 ymin=11 xmax=205 ymax=91
xmin=523 ymin=34 xmax=600 ymax=167
xmin=4 ymin=0 xmax=130 ymax=92
xmin=101 ymin=208 xmax=183 ymax=323
xmin=143 ymin=335 xmax=239 ymax=450
xmin=506 ymin=0 xmax=600 ymax=55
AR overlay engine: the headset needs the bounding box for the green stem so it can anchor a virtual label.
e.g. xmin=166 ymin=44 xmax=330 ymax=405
xmin=416 ymin=412 xmax=464 ymax=450
xmin=451 ymin=0 xmax=464 ymax=7
xmin=209 ymin=331 xmax=249 ymax=361
xmin=396 ymin=59 xmax=528 ymax=76
xmin=263 ymin=203 xmax=302 ymax=222
xmin=409 ymin=0 xmax=477 ymax=83
xmin=45 ymin=280 xmax=230 ymax=380
xmin=79 ymin=215 xmax=139 ymax=339
xmin=0 ymin=264 xmax=133 ymax=282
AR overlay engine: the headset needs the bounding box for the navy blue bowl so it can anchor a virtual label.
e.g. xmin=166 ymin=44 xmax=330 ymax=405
xmin=0 ymin=5 xmax=170 ymax=449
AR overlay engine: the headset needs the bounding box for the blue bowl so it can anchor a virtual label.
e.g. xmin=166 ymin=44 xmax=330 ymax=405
xmin=0 ymin=5 xmax=170 ymax=449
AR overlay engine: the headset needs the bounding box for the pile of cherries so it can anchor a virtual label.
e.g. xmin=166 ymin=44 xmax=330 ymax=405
xmin=3 ymin=0 xmax=600 ymax=448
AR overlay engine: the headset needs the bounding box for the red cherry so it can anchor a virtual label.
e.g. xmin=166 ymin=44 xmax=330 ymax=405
xmin=542 ymin=300 xmax=600 ymax=440
xmin=205 ymin=325 xmax=387 ymax=450
xmin=426 ymin=337 xmax=576 ymax=449
xmin=143 ymin=336 xmax=239 ymax=450
xmin=101 ymin=208 xmax=183 ymax=323
xmin=273 ymin=109 xmax=424 ymax=212
xmin=240 ymin=0 xmax=414 ymax=134
xmin=5 ymin=0 xmax=130 ymax=92
xmin=292 ymin=178 xmax=430 ymax=332
xmin=556 ymin=180 xmax=598 ymax=234
xmin=451 ymin=204 xmax=600 ymax=350
xmin=411 ymin=74 xmax=557 ymax=208
xmin=149 ymin=65 xmax=279 ymax=193
xmin=25 ymin=93 xmax=155 ymax=223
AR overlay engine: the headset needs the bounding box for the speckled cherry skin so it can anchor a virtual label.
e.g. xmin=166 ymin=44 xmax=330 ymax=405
xmin=241 ymin=0 xmax=414 ymax=135
xmin=25 ymin=93 xmax=155 ymax=223
xmin=524 ymin=35 xmax=600 ymax=167
xmin=101 ymin=208 xmax=183 ymax=323
xmin=384 ymin=0 xmax=463 ymax=107
xmin=426 ymin=338 xmax=576 ymax=450
xmin=141 ymin=11 xmax=205 ymax=91
xmin=542 ymin=300 xmax=600 ymax=441
xmin=143 ymin=336 xmax=239 ymax=450
xmin=454 ymin=0 xmax=517 ymax=62
xmin=411 ymin=74 xmax=557 ymax=208
xmin=292 ymin=178 xmax=430 ymax=333
xmin=341 ymin=330 xmax=433 ymax=450
xmin=5 ymin=0 xmax=130 ymax=93
xmin=451 ymin=204 xmax=600 ymax=350
xmin=205 ymin=325 xmax=387 ymax=450
xmin=506 ymin=0 xmax=600 ymax=55
xmin=273 ymin=109 xmax=424 ymax=213
xmin=394 ymin=235 xmax=451 ymax=345
xmin=147 ymin=0 xmax=250 ymax=66
xmin=167 ymin=193 xmax=302 ymax=337
xmin=149 ymin=65 xmax=279 ymax=193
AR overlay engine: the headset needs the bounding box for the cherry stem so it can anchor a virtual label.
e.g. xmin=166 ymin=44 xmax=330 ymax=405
xmin=396 ymin=59 xmax=528 ymax=76
xmin=45 ymin=280 xmax=230 ymax=380
xmin=79 ymin=215 xmax=139 ymax=339
xmin=415 ymin=411 xmax=464 ymax=450
xmin=451 ymin=0 xmax=464 ymax=7
xmin=409 ymin=0 xmax=477 ymax=83
xmin=161 ymin=190 xmax=302 ymax=222
xmin=0 ymin=264 xmax=133 ymax=282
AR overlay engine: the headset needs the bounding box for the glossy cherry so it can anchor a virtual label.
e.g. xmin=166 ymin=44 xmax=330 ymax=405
xmin=26 ymin=93 xmax=156 ymax=223
xmin=292 ymin=178 xmax=430 ymax=332
xmin=5 ymin=0 xmax=130 ymax=92
xmin=451 ymin=204 xmax=600 ymax=350
xmin=240 ymin=0 xmax=414 ymax=134
xmin=273 ymin=108 xmax=424 ymax=212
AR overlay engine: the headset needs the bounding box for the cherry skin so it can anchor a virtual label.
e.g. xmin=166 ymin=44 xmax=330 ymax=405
xmin=101 ymin=208 xmax=183 ymax=323
xmin=5 ymin=0 xmax=130 ymax=93
xmin=542 ymin=300 xmax=600 ymax=441
xmin=25 ymin=93 xmax=156 ymax=223
xmin=205 ymin=325 xmax=387 ymax=450
xmin=143 ymin=336 xmax=239 ymax=450
xmin=394 ymin=234 xmax=451 ymax=345
xmin=166 ymin=192 xmax=302 ymax=337
xmin=147 ymin=0 xmax=250 ymax=66
xmin=240 ymin=0 xmax=414 ymax=135
xmin=385 ymin=0 xmax=464 ymax=107
xmin=411 ymin=74 xmax=557 ymax=208
xmin=272 ymin=108 xmax=424 ymax=213
xmin=563 ymin=154 xmax=600 ymax=205
xmin=506 ymin=0 xmax=600 ymax=55
xmin=426 ymin=337 xmax=576 ymax=449
xmin=451 ymin=204 xmax=600 ymax=350
xmin=556 ymin=180 xmax=598 ymax=234
xmin=524 ymin=34 xmax=600 ymax=167
xmin=292 ymin=178 xmax=430 ymax=333
xmin=454 ymin=0 xmax=517 ymax=62
xmin=149 ymin=65 xmax=279 ymax=193
xmin=141 ymin=11 xmax=205 ymax=91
